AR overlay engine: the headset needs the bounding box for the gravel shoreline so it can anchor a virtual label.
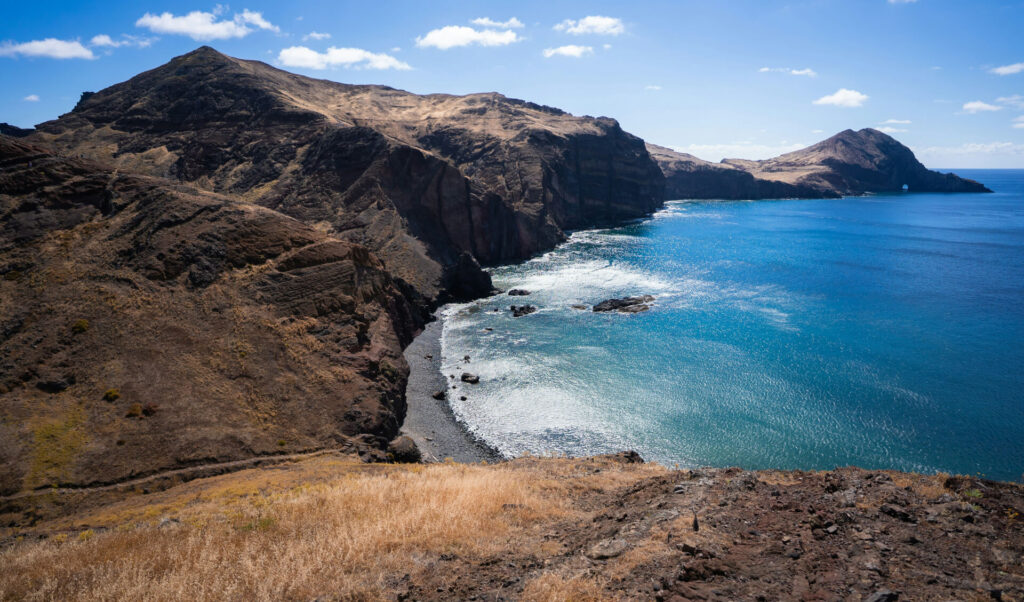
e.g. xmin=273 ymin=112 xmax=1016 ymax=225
xmin=401 ymin=316 xmax=503 ymax=463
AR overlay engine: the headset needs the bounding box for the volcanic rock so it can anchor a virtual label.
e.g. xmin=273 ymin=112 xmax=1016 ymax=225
xmin=510 ymin=305 xmax=537 ymax=317
xmin=593 ymin=295 xmax=655 ymax=313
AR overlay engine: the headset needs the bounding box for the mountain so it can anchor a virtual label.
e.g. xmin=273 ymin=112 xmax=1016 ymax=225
xmin=0 ymin=135 xmax=419 ymax=494
xmin=27 ymin=46 xmax=664 ymax=304
xmin=650 ymin=128 xmax=990 ymax=199
xmin=724 ymin=128 xmax=991 ymax=195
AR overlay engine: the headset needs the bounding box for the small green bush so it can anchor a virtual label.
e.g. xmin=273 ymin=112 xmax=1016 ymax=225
xmin=103 ymin=389 xmax=121 ymax=402
xmin=71 ymin=319 xmax=90 ymax=334
xmin=141 ymin=402 xmax=159 ymax=417
xmin=125 ymin=403 xmax=142 ymax=418
xmin=378 ymin=360 xmax=399 ymax=383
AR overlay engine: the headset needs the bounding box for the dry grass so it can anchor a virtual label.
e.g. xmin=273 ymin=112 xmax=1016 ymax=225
xmin=520 ymin=572 xmax=614 ymax=602
xmin=1 ymin=457 xmax=653 ymax=601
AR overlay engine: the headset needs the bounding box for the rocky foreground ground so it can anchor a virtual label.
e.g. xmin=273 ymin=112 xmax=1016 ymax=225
xmin=1 ymin=452 xmax=1021 ymax=601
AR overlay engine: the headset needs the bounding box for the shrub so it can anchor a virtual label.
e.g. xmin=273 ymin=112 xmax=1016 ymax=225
xmin=125 ymin=404 xmax=142 ymax=418
xmin=378 ymin=360 xmax=399 ymax=383
xmin=102 ymin=389 xmax=120 ymax=402
xmin=141 ymin=403 xmax=159 ymax=417
xmin=71 ymin=319 xmax=90 ymax=334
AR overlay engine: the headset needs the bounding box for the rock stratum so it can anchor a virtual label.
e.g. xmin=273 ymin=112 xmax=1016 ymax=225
xmin=0 ymin=46 xmax=992 ymax=496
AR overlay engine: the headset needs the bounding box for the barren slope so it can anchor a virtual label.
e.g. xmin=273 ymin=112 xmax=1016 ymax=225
xmin=0 ymin=135 xmax=417 ymax=494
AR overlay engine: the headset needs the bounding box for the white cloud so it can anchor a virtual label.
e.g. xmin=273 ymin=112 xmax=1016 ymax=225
xmin=882 ymin=119 xmax=911 ymax=124
xmin=542 ymin=45 xmax=593 ymax=58
xmin=877 ymin=126 xmax=907 ymax=134
xmin=813 ymin=88 xmax=868 ymax=107
xmin=91 ymin=34 xmax=120 ymax=47
xmin=391 ymin=47 xmax=401 ymax=52
xmin=90 ymin=34 xmax=155 ymax=48
xmin=470 ymin=17 xmax=524 ymax=29
xmin=238 ymin=10 xmax=279 ymax=32
xmin=602 ymin=43 xmax=611 ymax=50
xmin=811 ymin=129 xmax=824 ymax=134
xmin=759 ymin=67 xmax=817 ymax=77
xmin=1013 ymin=116 xmax=1024 ymax=130
xmin=996 ymin=95 xmax=1024 ymax=109
xmin=0 ymin=38 xmax=95 ymax=59
xmin=277 ymin=46 xmax=411 ymax=70
xmin=554 ymin=16 xmax=624 ymax=36
xmin=680 ymin=141 xmax=807 ymax=162
xmin=644 ymin=85 xmax=661 ymax=91
xmin=416 ymin=25 xmax=520 ymax=50
xmin=303 ymin=32 xmax=331 ymax=41
xmin=23 ymin=94 xmax=39 ymax=102
xmin=990 ymin=62 xmax=1024 ymax=76
xmin=919 ymin=142 xmax=1024 ymax=155
xmin=136 ymin=9 xmax=278 ymax=41
xmin=962 ymin=100 xmax=1002 ymax=113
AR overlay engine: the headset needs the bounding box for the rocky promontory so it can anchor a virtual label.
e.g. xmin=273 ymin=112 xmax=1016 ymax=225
xmin=649 ymin=129 xmax=990 ymax=199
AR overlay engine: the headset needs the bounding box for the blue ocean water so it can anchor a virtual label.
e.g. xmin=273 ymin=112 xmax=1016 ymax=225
xmin=440 ymin=169 xmax=1024 ymax=481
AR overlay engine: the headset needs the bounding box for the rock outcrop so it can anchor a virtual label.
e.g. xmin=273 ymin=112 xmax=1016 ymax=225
xmin=593 ymin=295 xmax=655 ymax=313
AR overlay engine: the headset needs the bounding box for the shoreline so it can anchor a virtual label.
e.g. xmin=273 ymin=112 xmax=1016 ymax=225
xmin=401 ymin=314 xmax=503 ymax=463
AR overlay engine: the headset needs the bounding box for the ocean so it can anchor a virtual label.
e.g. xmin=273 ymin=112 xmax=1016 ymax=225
xmin=439 ymin=169 xmax=1024 ymax=481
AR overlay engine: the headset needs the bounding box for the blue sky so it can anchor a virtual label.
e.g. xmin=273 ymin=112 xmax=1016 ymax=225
xmin=2 ymin=0 xmax=1023 ymax=167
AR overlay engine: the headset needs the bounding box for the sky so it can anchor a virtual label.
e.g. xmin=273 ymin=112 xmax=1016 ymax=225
xmin=2 ymin=0 xmax=1023 ymax=168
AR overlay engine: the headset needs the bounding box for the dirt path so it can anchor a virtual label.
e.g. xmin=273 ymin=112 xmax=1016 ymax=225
xmin=0 ymin=448 xmax=346 ymax=503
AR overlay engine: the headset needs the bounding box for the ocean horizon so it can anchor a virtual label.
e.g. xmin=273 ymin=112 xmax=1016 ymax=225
xmin=441 ymin=168 xmax=1024 ymax=482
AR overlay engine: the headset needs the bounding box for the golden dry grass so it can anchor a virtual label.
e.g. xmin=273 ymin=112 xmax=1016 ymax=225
xmin=0 ymin=456 xmax=663 ymax=601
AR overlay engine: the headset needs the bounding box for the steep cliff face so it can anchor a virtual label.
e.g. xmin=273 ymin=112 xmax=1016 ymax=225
xmin=723 ymin=128 xmax=992 ymax=195
xmin=29 ymin=46 xmax=664 ymax=303
xmin=646 ymin=143 xmax=836 ymax=200
xmin=0 ymin=136 xmax=419 ymax=494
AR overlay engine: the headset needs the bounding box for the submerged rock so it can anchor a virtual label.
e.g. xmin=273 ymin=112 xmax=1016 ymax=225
xmin=592 ymin=295 xmax=655 ymax=313
xmin=510 ymin=305 xmax=537 ymax=317
xmin=571 ymin=304 xmax=588 ymax=310
xmin=507 ymin=289 xmax=531 ymax=296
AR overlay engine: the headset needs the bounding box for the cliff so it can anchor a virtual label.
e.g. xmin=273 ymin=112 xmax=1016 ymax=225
xmin=28 ymin=46 xmax=664 ymax=304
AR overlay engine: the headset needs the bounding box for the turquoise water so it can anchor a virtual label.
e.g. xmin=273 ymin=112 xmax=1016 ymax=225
xmin=440 ymin=169 xmax=1024 ymax=481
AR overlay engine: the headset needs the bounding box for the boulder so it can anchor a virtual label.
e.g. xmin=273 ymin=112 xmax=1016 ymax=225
xmin=387 ymin=436 xmax=422 ymax=463
xmin=511 ymin=305 xmax=537 ymax=317
xmin=431 ymin=390 xmax=445 ymax=400
xmin=592 ymin=295 xmax=655 ymax=313
xmin=507 ymin=289 xmax=531 ymax=296
xmin=461 ymin=373 xmax=480 ymax=384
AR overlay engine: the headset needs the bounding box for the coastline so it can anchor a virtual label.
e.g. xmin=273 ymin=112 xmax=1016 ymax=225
xmin=401 ymin=314 xmax=503 ymax=463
